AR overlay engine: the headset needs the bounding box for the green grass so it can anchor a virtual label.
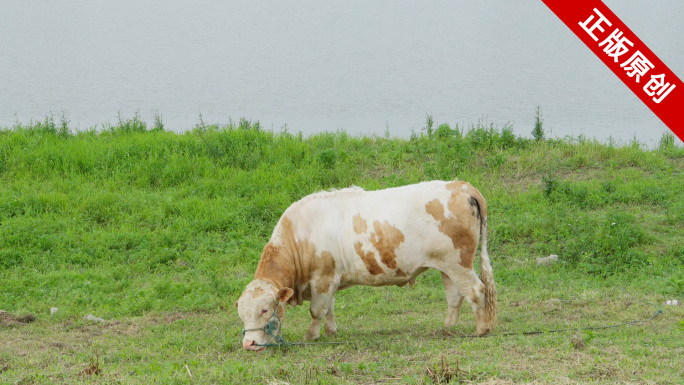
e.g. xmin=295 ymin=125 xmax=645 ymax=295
xmin=1 ymin=116 xmax=683 ymax=384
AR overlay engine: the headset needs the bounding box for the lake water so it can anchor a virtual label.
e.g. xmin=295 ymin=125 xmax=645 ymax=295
xmin=1 ymin=0 xmax=682 ymax=146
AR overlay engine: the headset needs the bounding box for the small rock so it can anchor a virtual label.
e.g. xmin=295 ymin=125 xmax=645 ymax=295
xmin=536 ymin=254 xmax=559 ymax=265
xmin=85 ymin=314 xmax=105 ymax=323
xmin=50 ymin=307 xmax=59 ymax=315
xmin=665 ymin=300 xmax=679 ymax=306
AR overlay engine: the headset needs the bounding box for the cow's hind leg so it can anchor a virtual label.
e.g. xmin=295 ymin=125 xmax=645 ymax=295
xmin=441 ymin=267 xmax=490 ymax=336
xmin=441 ymin=272 xmax=465 ymax=328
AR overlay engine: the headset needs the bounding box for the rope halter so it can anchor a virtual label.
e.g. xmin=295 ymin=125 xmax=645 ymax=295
xmin=240 ymin=304 xmax=286 ymax=346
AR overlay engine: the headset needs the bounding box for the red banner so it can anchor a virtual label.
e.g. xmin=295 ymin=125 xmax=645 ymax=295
xmin=541 ymin=0 xmax=683 ymax=142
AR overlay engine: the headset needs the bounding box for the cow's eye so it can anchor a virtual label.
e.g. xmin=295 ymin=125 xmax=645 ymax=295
xmin=261 ymin=308 xmax=269 ymax=315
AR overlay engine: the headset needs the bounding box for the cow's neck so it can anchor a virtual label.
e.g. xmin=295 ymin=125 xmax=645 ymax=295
xmin=254 ymin=217 xmax=316 ymax=299
xmin=254 ymin=242 xmax=302 ymax=292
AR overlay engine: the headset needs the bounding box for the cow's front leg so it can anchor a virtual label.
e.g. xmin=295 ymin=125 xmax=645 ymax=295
xmin=324 ymin=297 xmax=337 ymax=336
xmin=305 ymin=292 xmax=333 ymax=340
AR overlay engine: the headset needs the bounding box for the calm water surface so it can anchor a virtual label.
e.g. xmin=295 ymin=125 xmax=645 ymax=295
xmin=1 ymin=0 xmax=682 ymax=145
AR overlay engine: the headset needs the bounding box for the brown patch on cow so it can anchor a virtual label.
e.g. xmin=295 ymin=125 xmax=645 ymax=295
xmin=254 ymin=242 xmax=293 ymax=287
xmin=448 ymin=192 xmax=471 ymax=218
xmin=447 ymin=181 xmax=488 ymax=219
xmin=254 ymin=217 xmax=316 ymax=300
xmin=315 ymin=251 xmax=336 ymax=293
xmin=425 ymin=198 xmax=477 ymax=269
xmin=352 ymin=214 xmax=368 ymax=234
xmin=255 ymin=217 xmax=340 ymax=301
xmin=370 ymin=220 xmax=405 ymax=269
xmin=251 ymin=288 xmax=265 ymax=299
xmin=354 ymin=241 xmax=383 ymax=275
xmin=395 ymin=269 xmax=408 ymax=277
xmin=282 ymin=217 xmax=321 ymax=289
xmin=425 ymin=199 xmax=444 ymax=221
xmin=446 ymin=180 xmax=468 ymax=192
xmin=429 ymin=250 xmax=446 ymax=261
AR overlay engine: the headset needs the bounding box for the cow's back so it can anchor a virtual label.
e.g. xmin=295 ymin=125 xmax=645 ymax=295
xmin=273 ymin=181 xmax=483 ymax=288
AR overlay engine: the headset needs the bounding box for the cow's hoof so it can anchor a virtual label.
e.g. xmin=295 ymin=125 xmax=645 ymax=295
xmin=324 ymin=328 xmax=337 ymax=337
xmin=304 ymin=332 xmax=320 ymax=341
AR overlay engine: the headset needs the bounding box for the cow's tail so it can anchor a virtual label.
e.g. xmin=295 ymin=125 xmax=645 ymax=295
xmin=465 ymin=184 xmax=497 ymax=331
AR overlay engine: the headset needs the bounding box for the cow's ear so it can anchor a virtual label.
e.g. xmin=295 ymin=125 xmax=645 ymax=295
xmin=277 ymin=287 xmax=294 ymax=303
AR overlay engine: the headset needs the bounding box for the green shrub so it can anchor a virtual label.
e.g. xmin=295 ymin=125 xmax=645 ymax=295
xmin=0 ymin=115 xmax=680 ymax=315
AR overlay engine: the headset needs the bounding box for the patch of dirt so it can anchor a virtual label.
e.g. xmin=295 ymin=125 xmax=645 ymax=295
xmin=581 ymin=363 xmax=620 ymax=380
xmin=476 ymin=380 xmax=515 ymax=385
xmin=0 ymin=357 xmax=9 ymax=374
xmin=149 ymin=310 xmax=212 ymax=325
xmin=49 ymin=342 xmax=67 ymax=350
xmin=0 ymin=311 xmax=36 ymax=327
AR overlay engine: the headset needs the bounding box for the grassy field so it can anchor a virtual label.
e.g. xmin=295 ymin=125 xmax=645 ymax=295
xmin=1 ymin=116 xmax=683 ymax=384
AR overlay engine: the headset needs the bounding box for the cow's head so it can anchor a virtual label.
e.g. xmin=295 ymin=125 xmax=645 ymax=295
xmin=235 ymin=280 xmax=294 ymax=351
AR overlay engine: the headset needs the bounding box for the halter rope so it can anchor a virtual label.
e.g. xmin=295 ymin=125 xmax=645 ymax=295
xmin=240 ymin=304 xmax=286 ymax=346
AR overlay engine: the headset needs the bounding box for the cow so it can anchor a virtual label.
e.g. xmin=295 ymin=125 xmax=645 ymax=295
xmin=236 ymin=180 xmax=496 ymax=351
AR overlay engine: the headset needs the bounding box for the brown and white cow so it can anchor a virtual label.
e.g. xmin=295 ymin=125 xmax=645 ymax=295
xmin=236 ymin=180 xmax=496 ymax=351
